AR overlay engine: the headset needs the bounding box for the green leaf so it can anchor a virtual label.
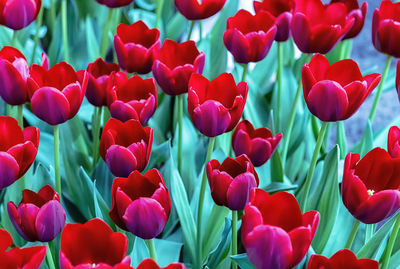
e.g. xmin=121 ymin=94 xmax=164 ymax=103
xmin=85 ymin=17 xmax=100 ymax=62
xmin=270 ymin=150 xmax=284 ymax=183
xmin=359 ymin=120 xmax=374 ymax=157
xmin=202 ymin=205 xmax=230 ymax=256
xmin=263 ymin=182 xmax=298 ymax=194
xmin=231 ymin=254 xmax=256 ymax=269
xmin=206 ymin=218 xmax=232 ymax=268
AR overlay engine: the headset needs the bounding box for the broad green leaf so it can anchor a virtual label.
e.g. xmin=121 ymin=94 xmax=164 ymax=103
xmin=202 ymin=205 xmax=229 ymax=256
xmin=263 ymin=182 xmax=298 ymax=194
xmin=206 ymin=218 xmax=232 ymax=269
xmin=231 ymin=254 xmax=256 ymax=269
xmin=85 ymin=17 xmax=100 ymax=62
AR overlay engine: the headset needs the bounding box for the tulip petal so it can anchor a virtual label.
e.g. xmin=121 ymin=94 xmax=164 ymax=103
xmin=35 ymin=200 xmax=66 ymax=242
xmin=227 ymin=172 xmax=257 ymax=210
xmin=0 ymin=59 xmax=28 ymax=105
xmin=3 ymin=0 xmax=37 ymax=30
xmin=7 ymin=141 xmax=37 ymax=178
xmin=0 ymin=151 xmax=19 ymax=189
xmin=105 ymin=145 xmax=137 ymax=177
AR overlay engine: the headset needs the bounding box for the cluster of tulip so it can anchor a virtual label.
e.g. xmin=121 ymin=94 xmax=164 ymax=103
xmin=1 ymin=0 xmax=400 ymax=268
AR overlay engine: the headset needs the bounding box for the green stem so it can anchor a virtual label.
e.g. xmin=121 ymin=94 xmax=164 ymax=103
xmin=30 ymin=7 xmax=44 ymax=64
xmin=199 ymin=21 xmax=203 ymax=43
xmin=381 ymin=212 xmax=400 ymax=269
xmin=301 ymin=121 xmax=328 ymax=210
xmin=46 ymin=243 xmax=56 ymax=269
xmin=17 ymin=105 xmax=23 ymax=128
xmin=196 ymin=137 xmax=215 ymax=269
xmin=100 ymin=9 xmax=113 ymax=58
xmin=231 ymin=210 xmax=238 ymax=269
xmin=365 ymin=223 xmax=376 ymax=243
xmin=145 ymin=239 xmax=157 ymax=262
xmin=177 ymin=95 xmax=183 ymax=173
xmin=92 ymin=107 xmax=103 ymax=169
xmin=276 ymin=42 xmax=283 ymax=131
xmin=345 ymin=219 xmax=360 ymax=250
xmin=187 ymin=21 xmax=195 ymax=41
xmin=336 ymin=121 xmax=347 ymax=159
xmin=368 ymin=55 xmax=392 ymax=121
xmin=11 ymin=31 xmax=17 ymax=47
xmin=61 ymin=0 xmax=70 ymax=62
xmin=154 ymin=0 xmax=163 ymax=29
xmin=54 ymin=125 xmax=61 ymax=201
xmin=241 ymin=64 xmax=248 ymax=82
xmin=49 ymin=0 xmax=56 ymax=33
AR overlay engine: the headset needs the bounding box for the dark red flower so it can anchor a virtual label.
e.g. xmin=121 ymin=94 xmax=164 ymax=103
xmin=152 ymin=39 xmax=205 ymax=96
xmin=136 ymin=259 xmax=185 ymax=269
xmin=109 ymin=169 xmax=171 ymax=239
xmin=0 ymin=0 xmax=42 ymax=30
xmin=99 ymin=118 xmax=153 ymax=177
xmin=307 ymin=249 xmax=379 ymax=269
xmin=60 ymin=218 xmax=131 ymax=269
xmin=223 ymin=9 xmax=277 ymax=64
xmin=291 ymin=0 xmax=355 ymax=53
xmin=232 ymin=120 xmax=282 ymax=167
xmin=372 ymin=1 xmax=400 ymax=58
xmin=28 ymin=62 xmax=88 ymax=125
xmin=330 ymin=0 xmax=368 ymax=40
xmin=0 ymin=228 xmax=46 ymax=269
xmin=187 ymin=73 xmax=248 ymax=137
xmin=108 ymin=75 xmax=157 ymax=125
xmin=241 ymin=189 xmax=320 ymax=269
xmin=174 ymin=0 xmax=226 ymax=20
xmin=302 ymin=54 xmax=381 ymax=122
xmin=95 ymin=0 xmax=134 ymax=8
xmin=114 ymin=21 xmax=161 ymax=74
xmin=8 ymin=184 xmax=66 ymax=242
xmin=342 ymin=148 xmax=400 ymax=224
xmin=207 ymin=155 xmax=259 ymax=210
xmin=0 ymin=116 xmax=39 ymax=190
xmin=388 ymin=126 xmax=400 ymax=158
xmin=253 ymin=0 xmax=294 ymax=41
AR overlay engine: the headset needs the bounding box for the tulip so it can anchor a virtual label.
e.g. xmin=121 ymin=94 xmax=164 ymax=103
xmin=28 ymin=62 xmax=88 ymax=126
xmin=114 ymin=21 xmax=161 ymax=74
xmin=396 ymin=60 xmax=400 ymax=102
xmin=330 ymin=0 xmax=368 ymax=40
xmin=241 ymin=189 xmax=320 ymax=269
xmin=253 ymin=0 xmax=294 ymax=42
xmin=372 ymin=1 xmax=400 ymax=58
xmin=188 ymin=73 xmax=248 ymax=137
xmin=291 ymin=0 xmax=355 ymax=54
xmin=109 ymin=169 xmax=171 ymax=239
xmin=95 ymin=0 xmax=134 ymax=8
xmin=7 ymin=184 xmax=66 ymax=242
xmin=307 ymin=249 xmax=379 ymax=269
xmin=0 ymin=0 xmax=42 ymax=30
xmin=99 ymin=118 xmax=153 ymax=177
xmin=232 ymin=120 xmax=282 ymax=167
xmin=223 ymin=10 xmax=277 ymax=64
xmin=174 ymin=0 xmax=226 ymax=20
xmin=302 ymin=54 xmax=381 ymax=122
xmin=108 ymin=75 xmax=157 ymax=125
xmin=0 ymin=116 xmax=39 ymax=190
xmin=136 ymin=259 xmax=185 ymax=269
xmin=152 ymin=39 xmax=205 ymax=96
xmin=342 ymin=148 xmax=400 ymax=224
xmin=0 ymin=228 xmax=46 ymax=269
xmin=207 ymin=155 xmax=259 ymax=210
xmin=388 ymin=126 xmax=400 ymax=158
xmin=60 ymin=218 xmax=131 ymax=269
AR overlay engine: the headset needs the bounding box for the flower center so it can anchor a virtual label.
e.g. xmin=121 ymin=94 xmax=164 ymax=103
xmin=367 ymin=189 xmax=375 ymax=196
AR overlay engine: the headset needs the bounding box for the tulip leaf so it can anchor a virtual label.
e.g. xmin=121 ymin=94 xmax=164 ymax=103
xmin=165 ymin=12 xmax=187 ymax=41
xmin=270 ymin=150 xmax=284 ymax=183
xmin=359 ymin=120 xmax=374 ymax=157
xmin=230 ymin=254 xmax=256 ymax=269
xmin=92 ymin=180 xmax=103 ymax=219
xmin=388 ymin=248 xmax=400 ymax=269
xmin=206 ymin=218 xmax=232 ymax=269
xmin=202 ymin=205 xmax=230 ymax=256
xmin=263 ymin=182 xmax=298 ymax=194
xmin=85 ymin=17 xmax=100 ymax=63
xmin=336 ymin=121 xmax=347 ymax=159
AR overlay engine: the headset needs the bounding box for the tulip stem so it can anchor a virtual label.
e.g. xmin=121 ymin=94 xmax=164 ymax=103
xmin=30 ymin=6 xmax=44 ymax=64
xmin=11 ymin=31 xmax=17 ymax=47
xmin=196 ymin=136 xmax=215 ymax=269
xmin=46 ymin=243 xmax=56 ymax=269
xmin=92 ymin=106 xmax=103 ymax=170
xmin=187 ymin=21 xmax=195 ymax=41
xmin=49 ymin=0 xmax=57 ymax=33
xmin=231 ymin=210 xmax=238 ymax=269
xmin=336 ymin=121 xmax=347 ymax=159
xmin=61 ymin=0 xmax=70 ymax=62
xmin=54 ymin=125 xmax=61 ymax=201
xmin=344 ymin=219 xmax=360 ymax=250
xmin=368 ymin=55 xmax=392 ymax=122
xmin=17 ymin=105 xmax=23 ymax=128
xmin=154 ymin=0 xmax=163 ymax=29
xmin=276 ymin=42 xmax=283 ymax=131
xmin=301 ymin=121 xmax=328 ymax=211
xmin=100 ymin=9 xmax=113 ymax=59
xmin=199 ymin=21 xmax=203 ymax=42
xmin=145 ymin=239 xmax=157 ymax=262
xmin=241 ymin=64 xmax=248 ymax=82
xmin=381 ymin=212 xmax=400 ymax=269
xmin=365 ymin=223 xmax=376 ymax=242
xmin=177 ymin=95 xmax=183 ymax=173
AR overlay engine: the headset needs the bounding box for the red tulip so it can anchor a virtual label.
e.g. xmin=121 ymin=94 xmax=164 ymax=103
xmin=109 ymin=169 xmax=171 ymax=239
xmin=95 ymin=0 xmax=134 ymax=8
xmin=99 ymin=118 xmax=153 ymax=177
xmin=114 ymin=21 xmax=161 ymax=74
xmin=223 ymin=9 xmax=277 ymax=64
xmin=187 ymin=73 xmax=248 ymax=137
xmin=0 ymin=228 xmax=46 ymax=269
xmin=253 ymin=0 xmax=294 ymax=41
xmin=232 ymin=120 xmax=282 ymax=167
xmin=108 ymin=75 xmax=157 ymax=125
xmin=241 ymin=189 xmax=320 ymax=269
xmin=136 ymin=259 xmax=186 ymax=269
xmin=174 ymin=0 xmax=226 ymax=20
xmin=330 ymin=0 xmax=368 ymax=40
xmin=372 ymin=1 xmax=400 ymax=58
xmin=207 ymin=155 xmax=259 ymax=210
xmin=152 ymin=39 xmax=205 ymax=96
xmin=0 ymin=116 xmax=39 ymax=190
xmin=28 ymin=62 xmax=88 ymax=125
xmin=0 ymin=0 xmax=42 ymax=30
xmin=60 ymin=218 xmax=131 ymax=269
xmin=342 ymin=148 xmax=400 ymax=224
xmin=388 ymin=126 xmax=400 ymax=158
xmin=291 ymin=0 xmax=355 ymax=53
xmin=307 ymin=249 xmax=379 ymax=269
xmin=8 ymin=185 xmax=66 ymax=242
xmin=302 ymin=54 xmax=381 ymax=122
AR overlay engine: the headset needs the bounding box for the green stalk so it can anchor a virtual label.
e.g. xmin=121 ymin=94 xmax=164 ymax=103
xmin=344 ymin=219 xmax=360 ymax=249
xmin=61 ymin=0 xmax=70 ymax=62
xmin=154 ymin=0 xmax=163 ymax=29
xmin=187 ymin=21 xmax=195 ymax=41
xmin=336 ymin=121 xmax=347 ymax=159
xmin=276 ymin=42 xmax=283 ymax=131
xmin=177 ymin=95 xmax=183 ymax=173
xmin=195 ymin=137 xmax=215 ymax=269
xmin=199 ymin=21 xmax=203 ymax=43
xmin=241 ymin=64 xmax=248 ymax=82
xmin=381 ymin=213 xmax=400 ymax=269
xmin=17 ymin=105 xmax=23 ymax=128
xmin=46 ymin=243 xmax=56 ymax=269
xmin=100 ymin=9 xmax=113 ymax=58
xmin=92 ymin=107 xmax=103 ymax=169
xmin=365 ymin=223 xmax=376 ymax=242
xmin=11 ymin=31 xmax=17 ymax=47
xmin=49 ymin=0 xmax=57 ymax=33
xmin=145 ymin=239 xmax=157 ymax=261
xmin=301 ymin=121 xmax=328 ymax=210
xmin=30 ymin=7 xmax=44 ymax=64
xmin=231 ymin=210 xmax=238 ymax=269
xmin=368 ymin=55 xmax=392 ymax=121
xmin=54 ymin=125 xmax=61 ymax=201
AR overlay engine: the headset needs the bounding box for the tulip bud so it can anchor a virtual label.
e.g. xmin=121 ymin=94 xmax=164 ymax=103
xmin=307 ymin=249 xmax=379 ymax=269
xmin=0 ymin=0 xmax=42 ymax=30
xmin=174 ymin=0 xmax=226 ymax=20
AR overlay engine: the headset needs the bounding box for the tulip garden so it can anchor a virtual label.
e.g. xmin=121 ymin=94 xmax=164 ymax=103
xmin=2 ymin=0 xmax=400 ymax=268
